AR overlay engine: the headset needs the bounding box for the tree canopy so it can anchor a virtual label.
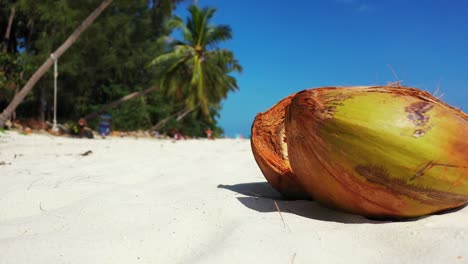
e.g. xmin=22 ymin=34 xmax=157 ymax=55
xmin=0 ymin=1 xmax=241 ymax=137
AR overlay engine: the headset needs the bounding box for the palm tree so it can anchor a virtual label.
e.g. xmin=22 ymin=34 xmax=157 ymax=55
xmin=149 ymin=5 xmax=242 ymax=115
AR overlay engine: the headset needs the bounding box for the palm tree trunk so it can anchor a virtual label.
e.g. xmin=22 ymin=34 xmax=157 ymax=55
xmin=0 ymin=0 xmax=113 ymax=128
xmin=2 ymin=5 xmax=16 ymax=53
xmin=84 ymin=86 xmax=159 ymax=120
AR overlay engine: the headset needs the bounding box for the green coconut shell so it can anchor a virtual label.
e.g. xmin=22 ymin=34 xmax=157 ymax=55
xmin=285 ymin=86 xmax=468 ymax=218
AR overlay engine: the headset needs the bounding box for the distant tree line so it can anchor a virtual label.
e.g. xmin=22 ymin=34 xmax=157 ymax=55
xmin=0 ymin=0 xmax=241 ymax=137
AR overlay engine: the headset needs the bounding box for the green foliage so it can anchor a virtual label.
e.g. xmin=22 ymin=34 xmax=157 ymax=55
xmin=1 ymin=1 xmax=237 ymax=137
xmin=0 ymin=53 xmax=19 ymax=99
xmin=8 ymin=0 xmax=176 ymax=121
xmin=149 ymin=5 xmax=242 ymax=115
xmin=108 ymin=95 xmax=153 ymax=131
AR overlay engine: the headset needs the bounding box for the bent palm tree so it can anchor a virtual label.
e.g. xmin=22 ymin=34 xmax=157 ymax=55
xmin=149 ymin=5 xmax=242 ymax=115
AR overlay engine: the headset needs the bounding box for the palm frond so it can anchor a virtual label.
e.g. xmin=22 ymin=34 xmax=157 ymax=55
xmin=167 ymin=16 xmax=192 ymax=43
xmin=206 ymin=49 xmax=243 ymax=73
xmin=148 ymin=45 xmax=193 ymax=66
xmin=167 ymin=16 xmax=185 ymax=30
xmin=206 ymin=25 xmax=232 ymax=47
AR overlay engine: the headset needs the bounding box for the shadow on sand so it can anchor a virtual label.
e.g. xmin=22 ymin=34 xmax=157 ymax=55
xmin=217 ymin=182 xmax=383 ymax=224
xmin=217 ymin=182 xmax=468 ymax=224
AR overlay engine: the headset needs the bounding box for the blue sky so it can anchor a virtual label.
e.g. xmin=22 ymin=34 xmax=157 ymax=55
xmin=175 ymin=0 xmax=468 ymax=137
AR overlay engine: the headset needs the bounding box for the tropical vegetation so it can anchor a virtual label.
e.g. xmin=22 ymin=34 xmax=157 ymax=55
xmin=149 ymin=5 xmax=242 ymax=116
xmin=0 ymin=0 xmax=241 ymax=137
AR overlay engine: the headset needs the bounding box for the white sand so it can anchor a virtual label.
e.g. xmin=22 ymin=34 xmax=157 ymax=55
xmin=0 ymin=131 xmax=467 ymax=264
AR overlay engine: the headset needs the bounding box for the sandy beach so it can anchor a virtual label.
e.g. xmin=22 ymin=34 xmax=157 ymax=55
xmin=0 ymin=131 xmax=467 ymax=264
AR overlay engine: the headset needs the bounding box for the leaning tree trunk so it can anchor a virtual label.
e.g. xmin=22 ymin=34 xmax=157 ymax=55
xmin=151 ymin=105 xmax=199 ymax=131
xmin=176 ymin=105 xmax=197 ymax=121
xmin=2 ymin=5 xmax=16 ymax=53
xmin=0 ymin=0 xmax=113 ymax=128
xmin=151 ymin=109 xmax=187 ymax=131
xmin=84 ymin=86 xmax=159 ymax=120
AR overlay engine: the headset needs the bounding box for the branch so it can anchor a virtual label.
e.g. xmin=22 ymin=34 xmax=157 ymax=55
xmin=84 ymin=86 xmax=159 ymax=120
xmin=151 ymin=104 xmax=200 ymax=131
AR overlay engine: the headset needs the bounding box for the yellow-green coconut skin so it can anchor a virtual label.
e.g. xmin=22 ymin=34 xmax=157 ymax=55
xmin=285 ymin=86 xmax=468 ymax=219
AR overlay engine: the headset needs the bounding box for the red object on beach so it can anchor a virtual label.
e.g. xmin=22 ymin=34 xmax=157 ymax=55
xmin=205 ymin=129 xmax=213 ymax=139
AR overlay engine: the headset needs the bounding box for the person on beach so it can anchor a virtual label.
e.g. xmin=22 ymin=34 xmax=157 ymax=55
xmin=205 ymin=128 xmax=213 ymax=139
xmin=171 ymin=128 xmax=184 ymax=140
xmin=174 ymin=131 xmax=183 ymax=140
xmin=70 ymin=118 xmax=93 ymax=139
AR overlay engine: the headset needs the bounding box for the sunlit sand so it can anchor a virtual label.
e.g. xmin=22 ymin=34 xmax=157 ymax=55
xmin=0 ymin=131 xmax=467 ymax=263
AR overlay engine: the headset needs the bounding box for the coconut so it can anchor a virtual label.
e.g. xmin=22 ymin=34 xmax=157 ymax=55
xmin=285 ymin=86 xmax=468 ymax=218
xmin=251 ymin=94 xmax=309 ymax=199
